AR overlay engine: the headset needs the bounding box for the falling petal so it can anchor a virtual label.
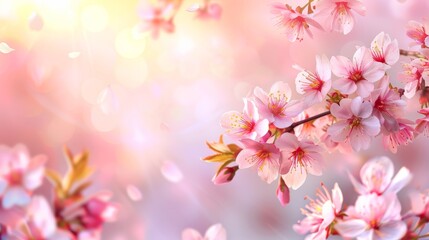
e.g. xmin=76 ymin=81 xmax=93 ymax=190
xmin=68 ymin=51 xmax=81 ymax=59
xmin=126 ymin=185 xmax=143 ymax=202
xmin=97 ymin=87 xmax=120 ymax=115
xmin=160 ymin=161 xmax=183 ymax=183
xmin=28 ymin=12 xmax=44 ymax=31
xmin=0 ymin=42 xmax=14 ymax=54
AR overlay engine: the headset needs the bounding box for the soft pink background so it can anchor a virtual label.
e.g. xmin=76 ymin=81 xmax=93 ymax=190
xmin=1 ymin=0 xmax=429 ymax=239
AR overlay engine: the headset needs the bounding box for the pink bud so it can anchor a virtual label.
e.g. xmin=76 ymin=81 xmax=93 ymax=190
xmin=276 ymin=178 xmax=290 ymax=206
xmin=212 ymin=166 xmax=238 ymax=185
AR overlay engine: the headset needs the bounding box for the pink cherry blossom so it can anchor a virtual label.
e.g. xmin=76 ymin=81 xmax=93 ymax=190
xmin=327 ymin=97 xmax=380 ymax=152
xmin=276 ymin=178 xmax=290 ymax=206
xmin=316 ymin=0 xmax=366 ymax=35
xmin=187 ymin=2 xmax=222 ymax=20
xmin=409 ymin=190 xmax=429 ymax=221
xmin=294 ymin=183 xmax=343 ymax=240
xmin=182 ymin=223 xmax=226 ymax=240
xmin=295 ymin=55 xmax=332 ymax=104
xmin=277 ymin=133 xmax=323 ymax=190
xmin=212 ymin=166 xmax=238 ymax=185
xmin=8 ymin=196 xmax=74 ymax=240
xmin=271 ymin=3 xmax=323 ymax=42
xmin=0 ymin=144 xmax=46 ymax=209
xmin=220 ymin=99 xmax=269 ymax=140
xmin=61 ymin=192 xmax=118 ymax=230
xmin=399 ymin=58 xmax=429 ymax=98
xmin=335 ymin=193 xmax=407 ymax=240
xmin=235 ymin=139 xmax=281 ymax=184
xmin=370 ymin=32 xmax=399 ymax=66
xmin=406 ymin=20 xmax=429 ymax=48
xmin=382 ymin=118 xmax=414 ymax=153
xmin=416 ymin=108 xmax=429 ymax=137
xmin=254 ymin=81 xmax=303 ymax=128
xmin=294 ymin=110 xmax=327 ymax=142
xmin=331 ymin=47 xmax=385 ymax=97
xmin=348 ymin=156 xmax=412 ymax=195
xmin=369 ymin=76 xmax=406 ymax=132
xmin=138 ymin=5 xmax=175 ymax=39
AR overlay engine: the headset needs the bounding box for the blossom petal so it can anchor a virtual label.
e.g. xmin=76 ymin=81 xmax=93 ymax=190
xmin=205 ymin=223 xmax=227 ymax=240
xmin=335 ymin=219 xmax=368 ymax=238
xmin=2 ymin=187 xmax=31 ymax=209
xmin=376 ymin=221 xmax=406 ymax=240
xmin=282 ymin=165 xmax=307 ymax=190
xmin=182 ymin=228 xmax=203 ymax=240
xmin=386 ymin=167 xmax=412 ymax=194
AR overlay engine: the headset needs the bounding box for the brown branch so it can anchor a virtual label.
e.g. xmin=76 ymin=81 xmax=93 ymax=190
xmin=400 ymin=49 xmax=425 ymax=58
xmin=281 ymin=110 xmax=331 ymax=133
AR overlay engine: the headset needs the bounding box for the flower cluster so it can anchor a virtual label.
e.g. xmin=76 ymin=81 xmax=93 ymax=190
xmin=203 ymin=29 xmax=429 ymax=206
xmin=294 ymin=156 xmax=425 ymax=240
xmin=0 ymin=144 xmax=117 ymax=240
xmin=136 ymin=0 xmax=222 ymax=39
xmin=272 ymin=0 xmax=366 ymax=42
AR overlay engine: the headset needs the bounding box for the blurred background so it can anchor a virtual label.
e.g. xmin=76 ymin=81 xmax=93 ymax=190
xmin=1 ymin=0 xmax=429 ymax=239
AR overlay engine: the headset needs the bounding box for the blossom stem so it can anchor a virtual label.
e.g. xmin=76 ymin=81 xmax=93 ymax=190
xmin=400 ymin=49 xmax=426 ymax=58
xmin=282 ymin=110 xmax=331 ymax=133
xmin=418 ymin=233 xmax=429 ymax=239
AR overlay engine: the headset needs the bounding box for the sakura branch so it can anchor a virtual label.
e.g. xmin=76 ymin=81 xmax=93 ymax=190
xmin=203 ymin=21 xmax=429 ymax=209
xmin=0 ymin=144 xmax=117 ymax=240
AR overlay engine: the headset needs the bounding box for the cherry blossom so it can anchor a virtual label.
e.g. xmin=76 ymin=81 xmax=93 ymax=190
xmin=335 ymin=193 xmax=407 ymax=240
xmin=327 ymin=97 xmax=380 ymax=151
xmin=7 ymin=196 xmax=74 ymax=240
xmin=406 ymin=20 xmax=429 ymax=48
xmin=331 ymin=47 xmax=385 ymax=97
xmin=182 ymin=223 xmax=226 ymax=240
xmin=316 ymin=0 xmax=366 ymax=35
xmin=370 ymin=32 xmax=399 ymax=66
xmin=276 ymin=178 xmax=290 ymax=206
xmin=294 ymin=110 xmax=327 ymax=142
xmin=416 ymin=108 xmax=429 ymax=137
xmin=137 ymin=4 xmax=175 ymax=39
xmin=382 ymin=118 xmax=414 ymax=153
xmin=348 ymin=156 xmax=412 ymax=195
xmin=294 ymin=183 xmax=343 ymax=240
xmin=277 ymin=133 xmax=323 ymax=190
xmin=294 ymin=55 xmax=332 ymax=104
xmin=369 ymin=76 xmax=406 ymax=132
xmin=271 ymin=3 xmax=323 ymax=42
xmin=61 ymin=192 xmax=118 ymax=231
xmin=409 ymin=190 xmax=429 ymax=221
xmin=220 ymin=99 xmax=269 ymax=140
xmin=212 ymin=166 xmax=238 ymax=185
xmin=253 ymin=81 xmax=302 ymax=128
xmin=0 ymin=144 xmax=46 ymax=209
xmin=235 ymin=139 xmax=281 ymax=184
xmin=399 ymin=58 xmax=429 ymax=98
xmin=187 ymin=1 xmax=222 ymax=20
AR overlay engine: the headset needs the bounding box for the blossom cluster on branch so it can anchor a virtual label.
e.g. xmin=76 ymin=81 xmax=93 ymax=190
xmin=294 ymin=156 xmax=429 ymax=240
xmin=0 ymin=144 xmax=117 ymax=240
xmin=203 ymin=16 xmax=429 ymax=211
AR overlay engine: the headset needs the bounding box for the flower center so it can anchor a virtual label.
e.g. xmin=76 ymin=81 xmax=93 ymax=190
xmin=350 ymin=117 xmax=361 ymax=127
xmin=8 ymin=171 xmax=23 ymax=185
xmin=349 ymin=71 xmax=364 ymax=82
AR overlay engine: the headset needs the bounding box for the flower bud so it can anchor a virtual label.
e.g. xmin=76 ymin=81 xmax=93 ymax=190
xmin=212 ymin=166 xmax=238 ymax=185
xmin=276 ymin=178 xmax=290 ymax=206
